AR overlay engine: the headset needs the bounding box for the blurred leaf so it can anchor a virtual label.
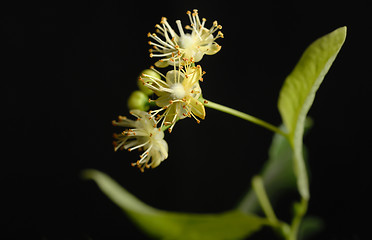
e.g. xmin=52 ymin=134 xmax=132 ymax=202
xmin=277 ymin=27 xmax=347 ymax=199
xmin=236 ymin=124 xmax=295 ymax=213
xmin=82 ymin=169 xmax=270 ymax=240
xmin=298 ymin=216 xmax=324 ymax=240
xmin=237 ymin=119 xmax=313 ymax=214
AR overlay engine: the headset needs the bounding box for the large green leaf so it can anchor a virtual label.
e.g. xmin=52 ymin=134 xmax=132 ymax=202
xmin=82 ymin=169 xmax=270 ymax=240
xmin=278 ymin=27 xmax=347 ymax=199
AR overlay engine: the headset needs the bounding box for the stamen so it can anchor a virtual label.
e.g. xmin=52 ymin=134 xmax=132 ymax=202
xmin=176 ymin=20 xmax=185 ymax=36
xmin=149 ymin=66 xmax=167 ymax=78
xmin=149 ymin=40 xmax=169 ymax=50
xmin=140 ymin=145 xmax=153 ymax=158
xmin=128 ymin=140 xmax=150 ymax=152
xmin=129 ymin=111 xmax=141 ymax=119
xmin=193 ymin=9 xmax=201 ymax=26
xmin=201 ymin=18 xmax=206 ymax=30
xmin=162 ymin=18 xmax=178 ymax=39
xmin=149 ymin=33 xmax=174 ymax=49
xmin=150 ymin=52 xmax=175 ymax=57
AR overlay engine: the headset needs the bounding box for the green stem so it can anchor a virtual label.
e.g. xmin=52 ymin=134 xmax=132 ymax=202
xmin=289 ymin=198 xmax=308 ymax=240
xmin=252 ymin=175 xmax=292 ymax=239
xmin=252 ymin=176 xmax=279 ymax=226
xmin=203 ymin=99 xmax=288 ymax=137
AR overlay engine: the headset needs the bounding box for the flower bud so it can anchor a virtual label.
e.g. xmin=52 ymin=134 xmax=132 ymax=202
xmin=137 ymin=69 xmax=160 ymax=95
xmin=127 ymin=90 xmax=150 ymax=111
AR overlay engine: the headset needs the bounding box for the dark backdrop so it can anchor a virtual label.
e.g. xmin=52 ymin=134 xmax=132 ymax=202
xmin=3 ymin=0 xmax=370 ymax=239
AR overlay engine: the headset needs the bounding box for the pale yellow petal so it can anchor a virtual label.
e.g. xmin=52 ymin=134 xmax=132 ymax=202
xmin=155 ymin=95 xmax=171 ymax=107
xmin=183 ymin=65 xmax=202 ymax=89
xmin=205 ymin=42 xmax=221 ymax=55
xmin=189 ymin=97 xmax=206 ymax=119
xmin=155 ymin=60 xmax=170 ymax=68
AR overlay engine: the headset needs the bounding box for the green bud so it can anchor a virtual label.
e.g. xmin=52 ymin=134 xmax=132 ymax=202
xmin=127 ymin=90 xmax=150 ymax=111
xmin=137 ymin=69 xmax=161 ymax=95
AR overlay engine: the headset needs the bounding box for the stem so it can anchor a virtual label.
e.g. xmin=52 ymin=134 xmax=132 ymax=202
xmin=252 ymin=175 xmax=292 ymax=240
xmin=289 ymin=198 xmax=308 ymax=240
xmin=252 ymin=176 xmax=279 ymax=226
xmin=203 ymin=99 xmax=288 ymax=137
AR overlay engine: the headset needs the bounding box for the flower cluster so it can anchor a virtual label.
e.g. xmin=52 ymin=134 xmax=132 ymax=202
xmin=139 ymin=59 xmax=206 ymax=132
xmin=112 ymin=110 xmax=168 ymax=172
xmin=148 ymin=9 xmax=223 ymax=68
xmin=113 ymin=10 xmax=223 ymax=171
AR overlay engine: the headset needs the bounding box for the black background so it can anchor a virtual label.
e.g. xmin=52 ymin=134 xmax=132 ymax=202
xmin=3 ymin=0 xmax=371 ymax=239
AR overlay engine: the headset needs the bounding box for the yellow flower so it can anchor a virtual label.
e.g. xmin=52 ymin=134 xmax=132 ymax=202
xmin=112 ymin=110 xmax=168 ymax=172
xmin=139 ymin=59 xmax=206 ymax=132
xmin=148 ymin=9 xmax=223 ymax=67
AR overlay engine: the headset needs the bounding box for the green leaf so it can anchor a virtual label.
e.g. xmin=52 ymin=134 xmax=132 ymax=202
xmin=82 ymin=169 xmax=270 ymax=240
xmin=298 ymin=216 xmax=324 ymax=240
xmin=277 ymin=27 xmax=347 ymax=199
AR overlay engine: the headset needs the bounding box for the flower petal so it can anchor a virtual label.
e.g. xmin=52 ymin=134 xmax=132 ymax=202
xmin=183 ymin=66 xmax=202 ymax=90
xmin=205 ymin=42 xmax=221 ymax=55
xmin=155 ymin=95 xmax=171 ymax=107
xmin=155 ymin=60 xmax=170 ymax=68
xmin=163 ymin=105 xmax=179 ymax=125
xmin=166 ymin=70 xmax=185 ymax=85
xmin=189 ymin=97 xmax=206 ymax=119
xmin=112 ymin=118 xmax=136 ymax=128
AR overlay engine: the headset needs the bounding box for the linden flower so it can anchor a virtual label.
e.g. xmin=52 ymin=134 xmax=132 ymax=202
xmin=148 ymin=9 xmax=223 ymax=67
xmin=139 ymin=59 xmax=206 ymax=132
xmin=112 ymin=110 xmax=168 ymax=172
